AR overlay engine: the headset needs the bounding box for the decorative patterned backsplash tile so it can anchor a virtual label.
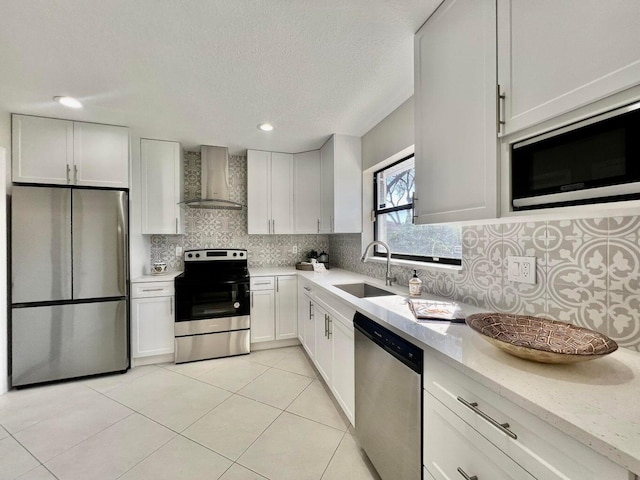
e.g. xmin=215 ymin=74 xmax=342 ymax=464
xmin=330 ymin=217 xmax=640 ymax=352
xmin=150 ymin=152 xmax=329 ymax=271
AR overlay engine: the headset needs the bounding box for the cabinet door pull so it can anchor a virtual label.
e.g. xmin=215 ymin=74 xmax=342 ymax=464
xmin=170 ymin=297 xmax=173 ymax=315
xmin=175 ymin=217 xmax=178 ymax=234
xmin=328 ymin=316 xmax=332 ymax=339
xmin=276 ymin=277 xmax=279 ymax=293
xmin=141 ymin=288 xmax=164 ymax=292
xmin=251 ymin=291 xmax=254 ymax=308
xmin=73 ymin=165 xmax=78 ymax=183
xmin=309 ymin=302 xmax=314 ymax=319
xmin=412 ymin=195 xmax=418 ymax=224
xmin=317 ymin=219 xmax=320 ymax=233
xmin=497 ymin=84 xmax=506 ymax=135
xmin=324 ymin=314 xmax=328 ymax=337
xmin=267 ymin=219 xmax=271 ymax=234
xmin=457 ymin=396 xmax=517 ymax=439
xmin=66 ymin=164 xmax=71 ymax=184
xmin=457 ymin=467 xmax=478 ymax=480
xmin=272 ymin=219 xmax=275 ymax=234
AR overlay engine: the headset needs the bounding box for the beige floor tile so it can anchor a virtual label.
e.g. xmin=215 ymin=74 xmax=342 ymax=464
xmin=0 ymin=436 xmax=40 ymax=479
xmin=15 ymin=393 xmax=133 ymax=462
xmin=183 ymin=395 xmax=280 ymax=461
xmin=0 ymin=425 xmax=8 ymax=440
xmin=139 ymin=381 xmax=231 ymax=432
xmin=16 ymin=465 xmax=57 ymax=480
xmin=219 ymin=463 xmax=268 ymax=480
xmin=238 ymin=412 xmax=343 ymax=480
xmin=273 ymin=349 xmax=317 ymax=378
xmin=118 ymin=436 xmax=232 ymax=480
xmin=84 ymin=365 xmax=161 ymax=393
xmin=102 ymin=368 xmax=195 ymax=410
xmin=247 ymin=347 xmax=298 ymax=367
xmin=321 ymin=433 xmax=381 ymax=480
xmin=238 ymin=368 xmax=312 ymax=410
xmin=45 ymin=413 xmax=175 ymax=480
xmin=163 ymin=359 xmax=219 ymax=378
xmin=0 ymin=382 xmax=96 ymax=434
xmin=286 ymin=380 xmax=349 ymax=431
xmin=196 ymin=361 xmax=269 ymax=393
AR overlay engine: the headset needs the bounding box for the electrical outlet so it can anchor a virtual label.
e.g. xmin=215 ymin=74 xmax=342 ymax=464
xmin=507 ymin=256 xmax=537 ymax=284
xmin=292 ymin=245 xmax=298 ymax=254
xmin=175 ymin=246 xmax=183 ymax=257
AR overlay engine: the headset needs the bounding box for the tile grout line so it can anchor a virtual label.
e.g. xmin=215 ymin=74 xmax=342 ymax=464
xmin=319 ymin=429 xmax=349 ymax=480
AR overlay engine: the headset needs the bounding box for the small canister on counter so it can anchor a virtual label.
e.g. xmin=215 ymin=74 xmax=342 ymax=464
xmin=318 ymin=251 xmax=329 ymax=269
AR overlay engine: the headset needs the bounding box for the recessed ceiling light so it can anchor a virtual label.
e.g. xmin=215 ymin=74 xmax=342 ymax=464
xmin=257 ymin=122 xmax=274 ymax=132
xmin=53 ymin=96 xmax=83 ymax=109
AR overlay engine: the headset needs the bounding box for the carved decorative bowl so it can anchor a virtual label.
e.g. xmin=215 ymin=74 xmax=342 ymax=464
xmin=466 ymin=313 xmax=618 ymax=364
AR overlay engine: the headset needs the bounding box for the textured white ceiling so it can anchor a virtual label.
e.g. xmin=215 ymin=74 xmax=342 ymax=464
xmin=0 ymin=0 xmax=441 ymax=154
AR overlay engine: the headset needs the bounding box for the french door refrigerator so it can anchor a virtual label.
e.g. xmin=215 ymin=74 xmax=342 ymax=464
xmin=11 ymin=185 xmax=129 ymax=387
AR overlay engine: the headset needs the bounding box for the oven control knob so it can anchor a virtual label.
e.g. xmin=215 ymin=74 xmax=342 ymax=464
xmin=234 ymin=302 xmax=240 ymax=309
xmin=239 ymin=252 xmax=244 ymax=257
xmin=233 ymin=252 xmax=237 ymax=257
xmin=187 ymin=253 xmax=193 ymax=258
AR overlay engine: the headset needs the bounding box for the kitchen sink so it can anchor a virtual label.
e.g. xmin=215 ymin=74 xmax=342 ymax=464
xmin=333 ymin=283 xmax=396 ymax=298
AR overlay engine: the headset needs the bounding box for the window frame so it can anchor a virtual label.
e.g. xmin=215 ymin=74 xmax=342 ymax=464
xmin=372 ymin=155 xmax=462 ymax=266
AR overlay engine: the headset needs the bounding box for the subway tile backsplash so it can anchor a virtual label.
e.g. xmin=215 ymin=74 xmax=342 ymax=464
xmin=149 ymin=152 xmax=329 ymax=271
xmin=330 ymin=218 xmax=640 ymax=352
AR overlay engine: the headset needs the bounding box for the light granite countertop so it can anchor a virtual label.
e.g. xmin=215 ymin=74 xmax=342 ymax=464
xmin=293 ymin=268 xmax=640 ymax=475
xmin=131 ymin=271 xmax=183 ymax=283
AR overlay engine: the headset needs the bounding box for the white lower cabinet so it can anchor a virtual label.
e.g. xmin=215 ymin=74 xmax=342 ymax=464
xmin=299 ymin=283 xmax=355 ymax=425
xmin=250 ymin=275 xmax=297 ymax=344
xmin=131 ymin=281 xmax=175 ymax=361
xmin=423 ymin=351 xmax=631 ymax=480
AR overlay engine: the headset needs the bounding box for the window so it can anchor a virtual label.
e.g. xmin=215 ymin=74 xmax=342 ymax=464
xmin=373 ymin=155 xmax=462 ymax=265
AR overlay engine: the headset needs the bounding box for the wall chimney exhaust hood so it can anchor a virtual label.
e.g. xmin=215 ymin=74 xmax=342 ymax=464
xmin=179 ymin=145 xmax=245 ymax=210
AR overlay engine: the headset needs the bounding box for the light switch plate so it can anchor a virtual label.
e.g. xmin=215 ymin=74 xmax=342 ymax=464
xmin=507 ymin=256 xmax=536 ymax=284
xmin=176 ymin=246 xmax=183 ymax=257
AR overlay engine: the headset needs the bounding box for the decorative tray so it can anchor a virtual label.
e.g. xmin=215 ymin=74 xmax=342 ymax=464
xmin=465 ymin=313 xmax=618 ymax=364
xmin=408 ymin=299 xmax=465 ymax=322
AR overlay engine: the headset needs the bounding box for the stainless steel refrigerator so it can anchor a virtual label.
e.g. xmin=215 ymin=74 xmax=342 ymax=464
xmin=10 ymin=185 xmax=129 ymax=387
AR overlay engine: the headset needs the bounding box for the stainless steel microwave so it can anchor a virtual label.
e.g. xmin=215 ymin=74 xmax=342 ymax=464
xmin=512 ymin=101 xmax=640 ymax=210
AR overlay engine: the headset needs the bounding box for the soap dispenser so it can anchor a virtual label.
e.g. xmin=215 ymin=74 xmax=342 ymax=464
xmin=409 ymin=270 xmax=422 ymax=297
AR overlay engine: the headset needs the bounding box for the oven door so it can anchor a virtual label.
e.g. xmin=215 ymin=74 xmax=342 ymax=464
xmin=175 ymin=279 xmax=250 ymax=323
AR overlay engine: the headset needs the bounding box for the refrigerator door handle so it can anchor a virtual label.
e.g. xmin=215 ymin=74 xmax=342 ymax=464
xmin=118 ymin=192 xmax=129 ymax=297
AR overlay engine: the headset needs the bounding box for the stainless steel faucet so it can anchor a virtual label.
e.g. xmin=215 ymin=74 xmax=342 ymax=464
xmin=361 ymin=240 xmax=397 ymax=286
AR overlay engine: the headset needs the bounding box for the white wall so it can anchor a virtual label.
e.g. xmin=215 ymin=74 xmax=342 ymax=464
xmin=361 ymin=96 xmax=414 ymax=170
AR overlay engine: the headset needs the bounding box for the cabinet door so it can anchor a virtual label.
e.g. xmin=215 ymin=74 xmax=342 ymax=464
xmin=424 ymin=392 xmax=535 ymax=480
xmin=498 ymin=0 xmax=640 ymax=135
xmin=131 ymin=296 xmax=175 ymax=358
xmin=12 ymin=115 xmax=73 ymax=185
xmin=414 ymin=0 xmax=498 ymax=224
xmin=275 ymin=275 xmax=297 ymax=340
xmin=270 ymin=153 xmax=294 ymax=234
xmin=314 ymin=304 xmax=333 ymax=384
xmin=319 ymin=136 xmax=334 ymax=233
xmin=247 ymin=150 xmax=271 ymax=234
xmin=332 ymin=135 xmax=362 ymax=233
xmin=293 ymin=150 xmax=321 ymax=233
xmin=251 ymin=289 xmax=275 ymax=342
xmin=297 ymin=285 xmax=308 ymax=344
xmin=304 ymin=296 xmax=316 ymax=360
xmin=73 ymin=122 xmax=129 ymax=188
xmin=332 ymin=318 xmax=354 ymax=425
xmin=141 ymin=139 xmax=183 ymax=234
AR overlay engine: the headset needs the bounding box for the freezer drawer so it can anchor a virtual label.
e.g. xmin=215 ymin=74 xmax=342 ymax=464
xmin=11 ymin=300 xmax=128 ymax=386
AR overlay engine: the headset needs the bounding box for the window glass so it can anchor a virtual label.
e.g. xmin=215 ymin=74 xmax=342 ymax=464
xmin=373 ymin=156 xmax=462 ymax=265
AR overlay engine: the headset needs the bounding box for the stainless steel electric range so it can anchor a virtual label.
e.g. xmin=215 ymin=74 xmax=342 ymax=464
xmin=174 ymin=248 xmax=250 ymax=363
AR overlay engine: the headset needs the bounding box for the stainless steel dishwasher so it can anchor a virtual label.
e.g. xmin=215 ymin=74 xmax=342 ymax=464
xmin=354 ymin=312 xmax=423 ymax=480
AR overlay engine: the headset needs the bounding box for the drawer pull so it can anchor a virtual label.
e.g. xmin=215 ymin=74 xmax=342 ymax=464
xmin=253 ymin=281 xmax=271 ymax=286
xmin=304 ymin=286 xmax=311 ymax=291
xmin=457 ymin=467 xmax=478 ymax=480
xmin=457 ymin=396 xmax=517 ymax=439
xmin=141 ymin=288 xmax=164 ymax=292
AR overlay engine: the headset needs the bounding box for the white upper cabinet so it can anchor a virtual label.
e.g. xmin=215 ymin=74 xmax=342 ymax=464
xmin=293 ymin=150 xmax=321 ymax=234
xmin=319 ymin=134 xmax=362 ymax=233
xmin=498 ymin=0 xmax=640 ymax=136
xmin=12 ymin=114 xmax=129 ymax=188
xmin=140 ymin=139 xmax=184 ymax=234
xmin=247 ymin=150 xmax=293 ymax=235
xmin=73 ymin=122 xmax=129 ymax=188
xmin=12 ymin=115 xmax=73 ymax=185
xmin=414 ymin=0 xmax=498 ymax=224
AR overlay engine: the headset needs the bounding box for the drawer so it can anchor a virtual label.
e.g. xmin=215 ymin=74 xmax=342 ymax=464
xmin=250 ymin=276 xmax=274 ymax=291
xmin=424 ymin=391 xmax=535 ymax=480
xmin=131 ymin=281 xmax=174 ymax=298
xmin=424 ymin=352 xmax=629 ymax=480
xmin=315 ymin=288 xmax=355 ymax=327
xmin=299 ymin=278 xmax=314 ymax=297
